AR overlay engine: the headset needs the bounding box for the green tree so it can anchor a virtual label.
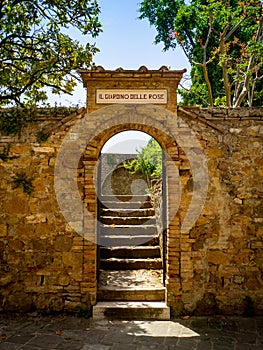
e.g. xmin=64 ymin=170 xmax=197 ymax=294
xmin=124 ymin=138 xmax=162 ymax=187
xmin=139 ymin=0 xmax=263 ymax=107
xmin=0 ymin=0 xmax=102 ymax=106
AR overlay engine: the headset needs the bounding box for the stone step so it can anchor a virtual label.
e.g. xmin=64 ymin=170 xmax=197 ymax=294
xmin=100 ymin=195 xmax=151 ymax=202
xmin=97 ymin=287 xmax=165 ymax=301
xmin=101 ymin=201 xmax=152 ymax=209
xmin=93 ymin=301 xmax=170 ymax=320
xmin=100 ymin=258 xmax=162 ymax=270
xmin=100 ymin=224 xmax=157 ymax=236
xmin=100 ymin=216 xmax=156 ymax=226
xmin=100 ymin=208 xmax=155 ymax=217
xmin=99 ymin=235 xmax=158 ymax=247
xmin=100 ymin=246 xmax=161 ymax=259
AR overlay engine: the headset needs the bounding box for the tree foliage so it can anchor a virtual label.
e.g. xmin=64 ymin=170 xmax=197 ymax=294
xmin=139 ymin=0 xmax=263 ymax=107
xmin=124 ymin=138 xmax=162 ymax=187
xmin=0 ymin=0 xmax=102 ymax=106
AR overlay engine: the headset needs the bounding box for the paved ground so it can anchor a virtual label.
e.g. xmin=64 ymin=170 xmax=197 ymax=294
xmin=0 ymin=313 xmax=262 ymax=350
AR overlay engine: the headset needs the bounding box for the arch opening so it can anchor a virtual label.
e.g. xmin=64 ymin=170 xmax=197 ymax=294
xmin=99 ymin=130 xmax=159 ymax=197
xmin=96 ymin=130 xmax=168 ymax=296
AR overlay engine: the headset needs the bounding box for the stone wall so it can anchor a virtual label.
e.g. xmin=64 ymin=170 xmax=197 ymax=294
xmin=175 ymin=106 xmax=263 ymax=316
xmin=0 ymin=108 xmax=91 ymax=313
xmin=102 ymin=165 xmax=149 ymax=196
xmin=100 ymin=153 xmax=149 ymax=196
xmin=0 ymin=106 xmax=262 ymax=316
xmin=150 ymin=179 xmax=164 ymax=257
xmin=100 ymin=153 xmax=136 ymax=186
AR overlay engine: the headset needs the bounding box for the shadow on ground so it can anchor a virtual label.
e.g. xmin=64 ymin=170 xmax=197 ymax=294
xmin=0 ymin=313 xmax=263 ymax=349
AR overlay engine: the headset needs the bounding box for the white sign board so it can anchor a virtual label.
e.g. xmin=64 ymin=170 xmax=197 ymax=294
xmin=96 ymin=89 xmax=167 ymax=104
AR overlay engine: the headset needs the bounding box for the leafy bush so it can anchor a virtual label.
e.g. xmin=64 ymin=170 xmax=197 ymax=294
xmin=124 ymin=138 xmax=162 ymax=187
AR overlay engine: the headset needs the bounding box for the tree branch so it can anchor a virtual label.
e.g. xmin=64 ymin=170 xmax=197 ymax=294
xmin=233 ymin=16 xmax=263 ymax=107
xmin=202 ymin=14 xmax=214 ymax=106
xmin=225 ymin=15 xmax=248 ymax=41
xmin=39 ymin=80 xmax=74 ymax=95
xmin=179 ymin=83 xmax=210 ymax=107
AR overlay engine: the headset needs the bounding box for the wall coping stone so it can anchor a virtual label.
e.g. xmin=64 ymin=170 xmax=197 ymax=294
xmin=0 ymin=106 xmax=263 ymax=145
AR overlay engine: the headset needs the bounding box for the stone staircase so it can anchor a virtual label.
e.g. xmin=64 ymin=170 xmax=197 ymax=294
xmin=98 ymin=194 xmax=158 ymax=247
xmin=93 ymin=194 xmax=170 ymax=320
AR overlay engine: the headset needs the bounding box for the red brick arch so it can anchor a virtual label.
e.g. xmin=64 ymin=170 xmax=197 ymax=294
xmin=81 ymin=104 xmax=184 ymax=311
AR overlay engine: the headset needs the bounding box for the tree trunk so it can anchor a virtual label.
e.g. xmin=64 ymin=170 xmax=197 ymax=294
xmin=202 ymin=65 xmax=213 ymax=107
xmin=219 ymin=36 xmax=231 ymax=107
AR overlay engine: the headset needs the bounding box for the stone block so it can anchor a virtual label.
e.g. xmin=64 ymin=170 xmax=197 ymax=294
xmin=34 ymin=294 xmax=64 ymax=313
xmin=250 ymin=241 xmax=263 ymax=249
xmin=205 ymin=251 xmax=230 ymax=265
xmin=9 ymin=145 xmax=31 ymax=154
xmin=92 ymin=301 xmax=170 ymax=320
xmin=8 ymin=239 xmax=24 ymax=251
xmin=33 ymin=146 xmax=55 ymax=154
xmin=0 ymin=274 xmax=13 ymax=287
xmin=246 ymin=278 xmax=262 ymax=290
xmin=32 ymin=178 xmax=46 ymax=192
xmin=194 ymin=293 xmax=218 ymax=315
xmin=26 ymin=214 xmax=47 ymax=224
xmin=5 ymin=195 xmax=29 ymax=214
xmin=15 ymin=223 xmax=35 ymax=237
xmin=64 ymin=300 xmax=82 ymax=312
xmin=35 ymin=223 xmax=54 ymax=236
xmin=54 ymin=235 xmax=73 ymax=252
xmin=3 ymin=291 xmax=34 ymax=313
xmin=62 ymin=252 xmax=83 ymax=269
xmin=0 ymin=224 xmax=7 ymax=236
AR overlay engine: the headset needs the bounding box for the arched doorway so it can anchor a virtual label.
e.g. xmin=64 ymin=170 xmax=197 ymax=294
xmin=97 ymin=131 xmax=166 ymax=304
xmin=56 ymin=103 xmax=207 ymax=317
xmin=78 ymin=104 xmax=183 ymax=317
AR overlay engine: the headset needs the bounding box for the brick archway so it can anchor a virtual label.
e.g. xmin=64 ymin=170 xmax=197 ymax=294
xmin=81 ymin=104 xmax=184 ymax=312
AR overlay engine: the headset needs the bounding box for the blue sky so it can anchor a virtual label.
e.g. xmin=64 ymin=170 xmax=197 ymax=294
xmin=52 ymin=0 xmax=189 ymax=107
xmin=53 ymin=0 xmax=190 ymax=153
xmin=94 ymin=0 xmax=188 ymax=70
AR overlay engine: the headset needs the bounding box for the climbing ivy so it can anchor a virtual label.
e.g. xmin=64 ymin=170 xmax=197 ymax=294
xmin=0 ymin=107 xmax=76 ymax=136
xmin=36 ymin=130 xmax=51 ymax=143
xmin=0 ymin=108 xmax=29 ymax=135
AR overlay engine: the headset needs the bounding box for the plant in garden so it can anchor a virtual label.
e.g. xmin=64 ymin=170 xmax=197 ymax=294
xmin=124 ymin=138 xmax=162 ymax=188
xmin=0 ymin=0 xmax=102 ymax=107
xmin=139 ymin=0 xmax=263 ymax=107
xmin=36 ymin=130 xmax=51 ymax=142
